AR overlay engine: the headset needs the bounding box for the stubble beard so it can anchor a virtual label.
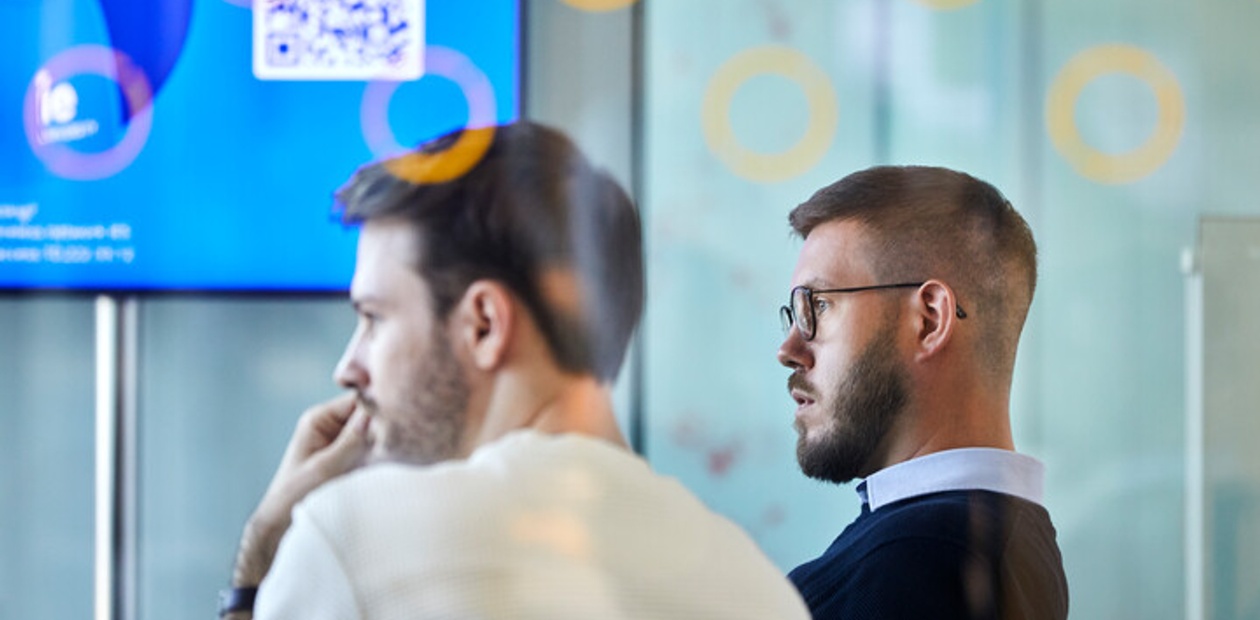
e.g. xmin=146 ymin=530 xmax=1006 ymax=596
xmin=793 ymin=327 xmax=908 ymax=484
xmin=361 ymin=324 xmax=471 ymax=466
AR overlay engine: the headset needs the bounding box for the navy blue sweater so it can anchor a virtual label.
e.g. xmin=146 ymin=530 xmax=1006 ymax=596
xmin=789 ymin=490 xmax=1068 ymax=619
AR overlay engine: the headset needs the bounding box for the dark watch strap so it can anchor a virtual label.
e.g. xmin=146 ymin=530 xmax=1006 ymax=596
xmin=218 ymin=586 xmax=258 ymax=617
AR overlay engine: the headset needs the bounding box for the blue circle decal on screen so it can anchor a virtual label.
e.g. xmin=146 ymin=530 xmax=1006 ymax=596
xmin=360 ymin=45 xmax=497 ymax=159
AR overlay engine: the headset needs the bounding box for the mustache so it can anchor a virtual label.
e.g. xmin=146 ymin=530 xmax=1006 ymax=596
xmin=355 ymin=391 xmax=379 ymax=415
xmin=787 ymin=372 xmax=815 ymax=396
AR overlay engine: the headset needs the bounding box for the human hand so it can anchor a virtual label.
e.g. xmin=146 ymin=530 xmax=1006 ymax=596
xmin=231 ymin=393 xmax=371 ymax=587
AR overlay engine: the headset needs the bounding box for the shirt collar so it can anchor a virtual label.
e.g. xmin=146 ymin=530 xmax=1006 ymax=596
xmin=857 ymin=448 xmax=1045 ymax=512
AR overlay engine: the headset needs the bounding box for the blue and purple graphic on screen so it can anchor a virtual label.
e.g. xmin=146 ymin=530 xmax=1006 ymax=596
xmin=0 ymin=0 xmax=519 ymax=292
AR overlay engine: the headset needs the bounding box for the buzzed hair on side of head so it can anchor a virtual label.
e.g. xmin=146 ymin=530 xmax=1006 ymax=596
xmin=789 ymin=165 xmax=1038 ymax=379
xmin=334 ymin=121 xmax=644 ymax=383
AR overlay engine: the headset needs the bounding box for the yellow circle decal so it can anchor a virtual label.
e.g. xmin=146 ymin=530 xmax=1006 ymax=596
xmin=1045 ymin=44 xmax=1185 ymax=184
xmin=910 ymin=0 xmax=980 ymax=9
xmin=701 ymin=46 xmax=839 ymax=183
xmin=362 ymin=46 xmax=498 ymax=185
xmin=559 ymin=0 xmax=638 ymax=12
xmin=383 ymin=127 xmax=496 ymax=185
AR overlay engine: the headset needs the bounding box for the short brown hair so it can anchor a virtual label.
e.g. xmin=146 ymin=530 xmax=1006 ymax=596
xmin=335 ymin=121 xmax=643 ymax=382
xmin=790 ymin=166 xmax=1037 ymax=376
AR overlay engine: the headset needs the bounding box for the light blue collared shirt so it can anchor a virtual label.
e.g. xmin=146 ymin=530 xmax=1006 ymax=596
xmin=856 ymin=448 xmax=1045 ymax=512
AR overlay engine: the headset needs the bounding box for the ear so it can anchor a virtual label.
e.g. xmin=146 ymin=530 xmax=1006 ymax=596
xmin=454 ymin=280 xmax=516 ymax=372
xmin=910 ymin=280 xmax=959 ymax=362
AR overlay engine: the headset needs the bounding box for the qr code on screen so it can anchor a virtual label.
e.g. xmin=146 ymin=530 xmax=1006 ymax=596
xmin=253 ymin=0 xmax=424 ymax=81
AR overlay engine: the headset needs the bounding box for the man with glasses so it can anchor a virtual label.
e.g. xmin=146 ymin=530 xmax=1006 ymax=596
xmin=776 ymin=166 xmax=1068 ymax=619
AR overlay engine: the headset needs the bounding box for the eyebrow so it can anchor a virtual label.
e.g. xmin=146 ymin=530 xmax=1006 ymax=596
xmin=797 ymin=278 xmax=838 ymax=290
xmin=350 ymin=295 xmax=388 ymax=312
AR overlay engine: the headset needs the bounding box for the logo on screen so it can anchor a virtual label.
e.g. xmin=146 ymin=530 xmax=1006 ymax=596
xmin=33 ymin=70 xmax=101 ymax=146
xmin=23 ymin=45 xmax=153 ymax=181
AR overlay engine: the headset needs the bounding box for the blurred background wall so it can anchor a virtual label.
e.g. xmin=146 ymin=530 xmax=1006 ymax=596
xmin=3 ymin=1 xmax=1259 ymax=619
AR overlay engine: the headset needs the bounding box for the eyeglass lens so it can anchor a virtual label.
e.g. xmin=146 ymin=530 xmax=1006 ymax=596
xmin=791 ymin=288 xmax=814 ymax=340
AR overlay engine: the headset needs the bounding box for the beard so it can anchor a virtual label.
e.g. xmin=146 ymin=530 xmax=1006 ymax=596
xmin=360 ymin=323 xmax=471 ymax=466
xmin=791 ymin=326 xmax=908 ymax=484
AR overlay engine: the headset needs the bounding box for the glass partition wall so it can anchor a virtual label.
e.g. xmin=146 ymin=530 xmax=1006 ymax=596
xmin=640 ymin=2 xmax=1260 ymax=619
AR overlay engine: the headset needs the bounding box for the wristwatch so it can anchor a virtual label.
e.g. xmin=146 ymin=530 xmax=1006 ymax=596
xmin=218 ymin=586 xmax=258 ymax=617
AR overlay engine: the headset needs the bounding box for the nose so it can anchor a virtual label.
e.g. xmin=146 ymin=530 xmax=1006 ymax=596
xmin=333 ymin=333 xmax=368 ymax=390
xmin=776 ymin=327 xmax=812 ymax=371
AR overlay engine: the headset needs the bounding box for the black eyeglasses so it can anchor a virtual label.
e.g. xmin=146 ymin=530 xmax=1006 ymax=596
xmin=779 ymin=282 xmax=967 ymax=341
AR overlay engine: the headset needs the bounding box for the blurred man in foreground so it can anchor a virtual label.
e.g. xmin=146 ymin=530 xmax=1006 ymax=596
xmin=221 ymin=121 xmax=808 ymax=620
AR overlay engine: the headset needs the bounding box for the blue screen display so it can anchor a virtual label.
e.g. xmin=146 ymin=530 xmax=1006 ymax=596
xmin=0 ymin=0 xmax=519 ymax=292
